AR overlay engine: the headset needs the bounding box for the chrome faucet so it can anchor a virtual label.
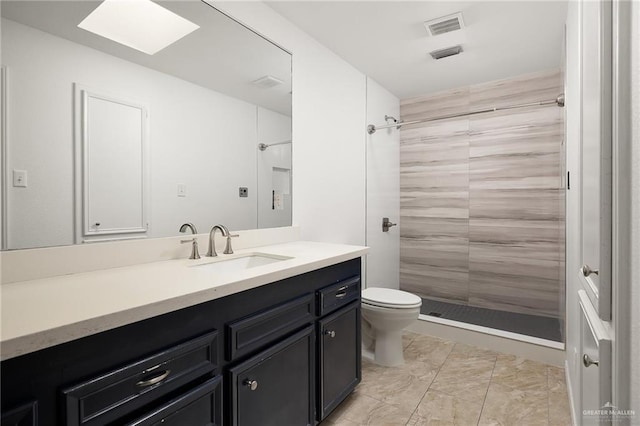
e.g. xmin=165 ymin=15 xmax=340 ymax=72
xmin=179 ymin=223 xmax=200 ymax=259
xmin=207 ymin=224 xmax=239 ymax=257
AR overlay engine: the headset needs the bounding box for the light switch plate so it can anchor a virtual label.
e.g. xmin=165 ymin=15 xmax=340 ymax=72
xmin=13 ymin=169 xmax=27 ymax=187
xmin=177 ymin=184 xmax=187 ymax=197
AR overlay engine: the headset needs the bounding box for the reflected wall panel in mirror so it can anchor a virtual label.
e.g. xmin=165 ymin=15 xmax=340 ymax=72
xmin=0 ymin=0 xmax=292 ymax=250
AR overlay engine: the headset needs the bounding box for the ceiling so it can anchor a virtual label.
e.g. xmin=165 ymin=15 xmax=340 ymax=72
xmin=267 ymin=1 xmax=568 ymax=100
xmin=2 ymin=1 xmax=292 ymax=115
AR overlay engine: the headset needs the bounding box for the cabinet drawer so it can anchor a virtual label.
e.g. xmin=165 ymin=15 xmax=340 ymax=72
xmin=1 ymin=400 xmax=38 ymax=426
xmin=63 ymin=331 xmax=218 ymax=426
xmin=227 ymin=294 xmax=314 ymax=360
xmin=126 ymin=376 xmax=222 ymax=426
xmin=317 ymin=276 xmax=360 ymax=316
xmin=229 ymin=326 xmax=315 ymax=426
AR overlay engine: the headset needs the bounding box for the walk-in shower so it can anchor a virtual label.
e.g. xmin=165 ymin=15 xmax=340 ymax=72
xmin=388 ymin=69 xmax=566 ymax=345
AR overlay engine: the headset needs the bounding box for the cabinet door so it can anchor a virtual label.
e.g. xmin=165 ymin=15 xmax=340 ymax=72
xmin=318 ymin=302 xmax=361 ymax=421
xmin=1 ymin=401 xmax=38 ymax=426
xmin=578 ymin=290 xmax=612 ymax=424
xmin=229 ymin=326 xmax=314 ymax=426
xmin=579 ymin=0 xmax=612 ymax=320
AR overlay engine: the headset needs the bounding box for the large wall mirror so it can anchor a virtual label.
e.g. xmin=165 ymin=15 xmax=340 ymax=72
xmin=0 ymin=0 xmax=292 ymax=250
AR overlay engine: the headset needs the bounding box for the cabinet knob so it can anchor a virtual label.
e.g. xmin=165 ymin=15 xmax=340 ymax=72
xmin=244 ymin=379 xmax=258 ymax=391
xmin=583 ymin=354 xmax=599 ymax=368
xmin=324 ymin=330 xmax=336 ymax=338
xmin=581 ymin=264 xmax=599 ymax=277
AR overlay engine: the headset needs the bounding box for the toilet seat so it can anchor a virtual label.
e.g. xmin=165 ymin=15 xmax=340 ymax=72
xmin=362 ymin=288 xmax=422 ymax=309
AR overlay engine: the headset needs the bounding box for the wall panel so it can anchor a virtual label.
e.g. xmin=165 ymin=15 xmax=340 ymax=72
xmin=400 ymin=69 xmax=564 ymax=318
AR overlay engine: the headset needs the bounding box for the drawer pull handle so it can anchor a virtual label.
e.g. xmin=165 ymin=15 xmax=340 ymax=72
xmin=335 ymin=286 xmax=348 ymax=298
xmin=136 ymin=369 xmax=171 ymax=387
xmin=583 ymin=354 xmax=599 ymax=368
xmin=325 ymin=330 xmax=336 ymax=338
xmin=581 ymin=265 xmax=599 ymax=277
xmin=244 ymin=379 xmax=258 ymax=391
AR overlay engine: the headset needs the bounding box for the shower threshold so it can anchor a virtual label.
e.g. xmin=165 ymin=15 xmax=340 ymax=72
xmin=419 ymin=298 xmax=563 ymax=343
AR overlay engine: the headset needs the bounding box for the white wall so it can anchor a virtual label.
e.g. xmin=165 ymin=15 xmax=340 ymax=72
xmin=629 ymin=0 xmax=640 ymax=414
xmin=215 ymin=1 xmax=367 ymax=247
xmin=257 ymin=107 xmax=292 ymax=229
xmin=365 ymin=77 xmax=400 ymax=289
xmin=2 ymin=18 xmax=261 ymax=248
xmin=564 ymin=1 xmax=582 ymax=419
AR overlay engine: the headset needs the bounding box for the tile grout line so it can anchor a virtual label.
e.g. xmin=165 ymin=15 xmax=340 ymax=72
xmin=404 ymin=337 xmax=455 ymax=425
xmin=476 ymin=353 xmax=499 ymax=425
xmin=546 ymin=366 xmax=551 ymax=425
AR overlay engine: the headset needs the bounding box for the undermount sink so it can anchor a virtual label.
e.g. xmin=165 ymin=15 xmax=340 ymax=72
xmin=191 ymin=253 xmax=292 ymax=273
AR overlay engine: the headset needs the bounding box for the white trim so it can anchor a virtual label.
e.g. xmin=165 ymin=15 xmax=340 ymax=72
xmin=578 ymin=289 xmax=611 ymax=343
xmin=611 ymin=0 xmax=633 ymax=414
xmin=1 ymin=67 xmax=8 ymax=250
xmin=565 ymin=359 xmax=578 ymax=426
xmin=417 ymin=314 xmax=565 ymax=349
xmin=408 ymin=315 xmax=565 ymax=367
xmin=82 ymin=235 xmax=147 ymax=244
xmin=74 ymin=84 xmax=150 ymax=242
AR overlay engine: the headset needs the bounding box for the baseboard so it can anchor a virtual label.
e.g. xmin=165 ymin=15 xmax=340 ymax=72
xmin=565 ymin=359 xmax=578 ymax=426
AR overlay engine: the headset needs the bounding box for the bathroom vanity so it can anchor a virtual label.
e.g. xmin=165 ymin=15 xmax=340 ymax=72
xmin=0 ymin=242 xmax=365 ymax=425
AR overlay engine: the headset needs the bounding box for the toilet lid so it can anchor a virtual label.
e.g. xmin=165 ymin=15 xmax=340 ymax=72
xmin=361 ymin=288 xmax=422 ymax=309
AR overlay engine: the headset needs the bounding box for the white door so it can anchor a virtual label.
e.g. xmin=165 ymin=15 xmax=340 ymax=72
xmin=579 ymin=0 xmax=612 ymax=320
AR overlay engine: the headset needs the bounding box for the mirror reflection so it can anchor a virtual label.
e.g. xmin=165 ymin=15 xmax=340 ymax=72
xmin=0 ymin=0 xmax=292 ymax=250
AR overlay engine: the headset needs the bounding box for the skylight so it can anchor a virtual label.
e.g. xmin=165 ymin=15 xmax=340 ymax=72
xmin=78 ymin=0 xmax=199 ymax=55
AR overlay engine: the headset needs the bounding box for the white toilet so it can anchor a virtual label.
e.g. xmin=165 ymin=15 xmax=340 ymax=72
xmin=361 ymin=287 xmax=422 ymax=366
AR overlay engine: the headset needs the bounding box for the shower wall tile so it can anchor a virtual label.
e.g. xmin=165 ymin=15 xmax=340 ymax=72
xmin=400 ymin=113 xmax=470 ymax=304
xmin=400 ymin=262 xmax=469 ymax=303
xmin=399 ymin=68 xmax=565 ymax=319
xmin=469 ymin=218 xmax=560 ymax=248
xmin=469 ymin=107 xmax=563 ymax=190
xmin=468 ymin=242 xmax=560 ymax=281
xmin=469 ymin=189 xmax=561 ymax=221
xmin=468 ymin=271 xmax=561 ymax=318
xmin=401 ymin=87 xmax=470 ymax=124
xmin=469 ymin=69 xmax=562 ymax=110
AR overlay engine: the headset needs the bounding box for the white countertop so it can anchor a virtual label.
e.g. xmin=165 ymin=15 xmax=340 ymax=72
xmin=1 ymin=241 xmax=368 ymax=361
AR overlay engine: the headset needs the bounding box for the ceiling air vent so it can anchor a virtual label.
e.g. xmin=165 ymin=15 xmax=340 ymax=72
xmin=424 ymin=12 xmax=465 ymax=36
xmin=251 ymin=75 xmax=283 ymax=89
xmin=429 ymin=45 xmax=463 ymax=60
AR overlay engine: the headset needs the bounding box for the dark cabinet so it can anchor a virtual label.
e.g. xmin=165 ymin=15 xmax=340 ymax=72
xmin=1 ymin=258 xmax=362 ymax=426
xmin=1 ymin=400 xmax=38 ymax=426
xmin=317 ymin=302 xmax=361 ymax=421
xmin=229 ymin=326 xmax=315 ymax=426
xmin=227 ymin=294 xmax=314 ymax=361
xmin=63 ymin=331 xmax=218 ymax=426
xmin=127 ymin=376 xmax=222 ymax=426
xmin=317 ymin=276 xmax=360 ymax=316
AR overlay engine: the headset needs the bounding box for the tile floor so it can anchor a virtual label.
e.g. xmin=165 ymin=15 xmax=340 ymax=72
xmin=323 ymin=332 xmax=572 ymax=426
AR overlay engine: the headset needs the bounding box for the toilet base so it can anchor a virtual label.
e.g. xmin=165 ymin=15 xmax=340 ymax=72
xmin=373 ymin=329 xmax=404 ymax=367
xmin=361 ymin=347 xmax=375 ymax=362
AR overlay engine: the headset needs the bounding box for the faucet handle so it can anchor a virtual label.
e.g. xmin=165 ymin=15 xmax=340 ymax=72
xmin=180 ymin=237 xmax=201 ymax=259
xmin=224 ymin=234 xmax=239 ymax=255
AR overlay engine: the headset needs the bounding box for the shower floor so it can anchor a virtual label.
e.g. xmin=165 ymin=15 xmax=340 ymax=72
xmin=419 ymin=298 xmax=563 ymax=342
